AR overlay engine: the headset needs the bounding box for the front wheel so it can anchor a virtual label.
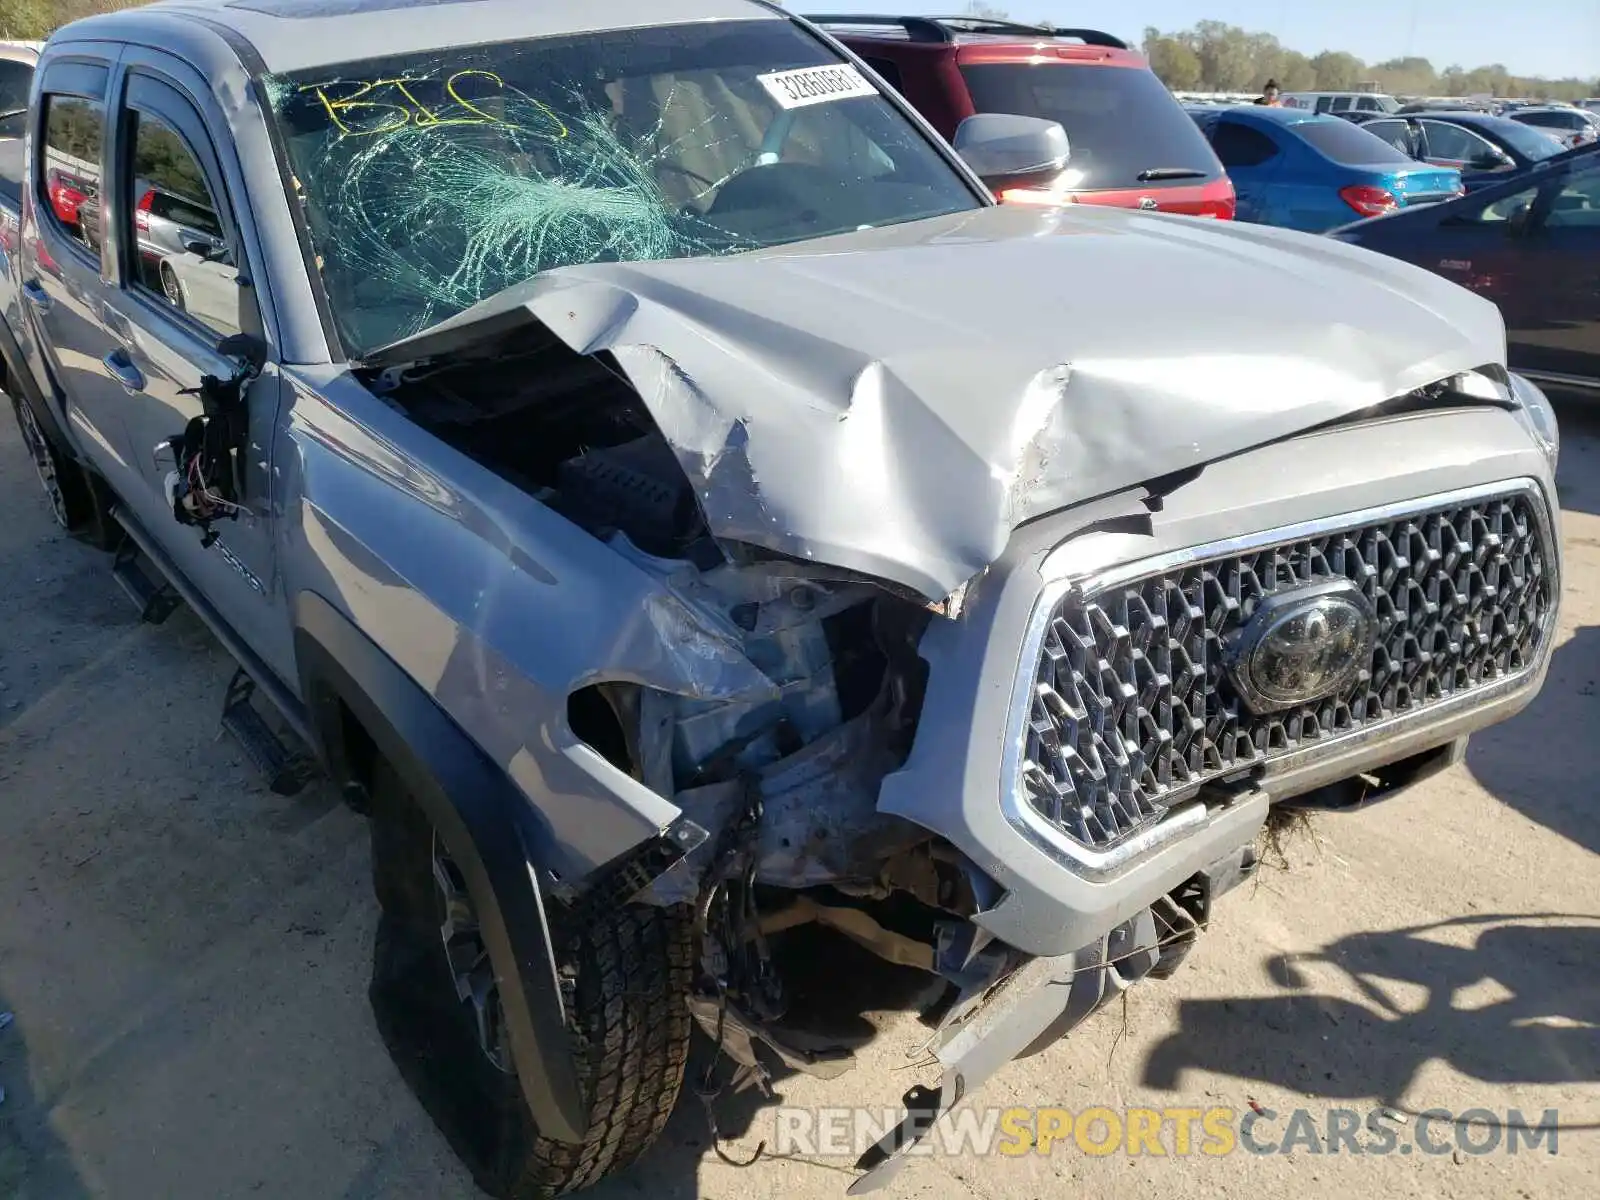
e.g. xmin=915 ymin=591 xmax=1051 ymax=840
xmin=367 ymin=759 xmax=694 ymax=1198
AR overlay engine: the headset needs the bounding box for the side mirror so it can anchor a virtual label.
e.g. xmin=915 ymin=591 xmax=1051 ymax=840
xmin=181 ymin=235 xmax=223 ymax=260
xmin=1470 ymin=152 xmax=1512 ymax=171
xmin=952 ymin=113 xmax=1071 ymax=193
xmin=1507 ymin=202 xmax=1535 ymax=236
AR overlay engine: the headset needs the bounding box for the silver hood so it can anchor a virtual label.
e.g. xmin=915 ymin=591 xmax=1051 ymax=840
xmin=375 ymin=203 xmax=1506 ymax=602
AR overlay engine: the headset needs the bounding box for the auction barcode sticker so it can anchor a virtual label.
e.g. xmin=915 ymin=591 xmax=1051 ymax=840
xmin=757 ymin=63 xmax=879 ymax=110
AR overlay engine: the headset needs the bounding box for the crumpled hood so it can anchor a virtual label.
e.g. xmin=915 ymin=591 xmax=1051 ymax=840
xmin=379 ymin=203 xmax=1505 ymax=602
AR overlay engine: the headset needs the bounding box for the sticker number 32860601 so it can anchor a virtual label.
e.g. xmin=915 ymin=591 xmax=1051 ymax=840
xmin=757 ymin=63 xmax=879 ymax=110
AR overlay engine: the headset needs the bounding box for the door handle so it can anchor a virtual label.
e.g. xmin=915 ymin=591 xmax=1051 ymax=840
xmin=21 ymin=279 xmax=51 ymax=314
xmin=102 ymin=349 xmax=146 ymax=394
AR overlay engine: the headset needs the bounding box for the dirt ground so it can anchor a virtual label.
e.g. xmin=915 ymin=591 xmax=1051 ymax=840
xmin=1 ymin=405 xmax=1596 ymax=1200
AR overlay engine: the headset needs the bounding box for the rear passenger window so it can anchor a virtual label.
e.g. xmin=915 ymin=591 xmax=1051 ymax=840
xmin=0 ymin=58 xmax=33 ymax=143
xmin=40 ymin=95 xmax=104 ymax=249
xmin=1209 ymin=121 xmax=1278 ymax=168
xmin=1363 ymin=119 xmax=1414 ymax=154
xmin=125 ymin=110 xmax=243 ymax=339
xmin=861 ymin=56 xmax=904 ymax=93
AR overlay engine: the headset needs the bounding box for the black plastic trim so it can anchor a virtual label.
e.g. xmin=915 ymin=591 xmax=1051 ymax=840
xmin=292 ymin=590 xmax=589 ymax=1145
xmin=802 ymin=13 xmax=953 ymax=41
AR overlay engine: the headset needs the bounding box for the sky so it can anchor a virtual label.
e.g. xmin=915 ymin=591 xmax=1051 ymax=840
xmin=846 ymin=2 xmax=1600 ymax=81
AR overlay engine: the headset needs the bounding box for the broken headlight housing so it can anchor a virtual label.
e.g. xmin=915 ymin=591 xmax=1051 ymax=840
xmin=1454 ymin=369 xmax=1559 ymax=473
xmin=1509 ymin=373 xmax=1560 ymax=473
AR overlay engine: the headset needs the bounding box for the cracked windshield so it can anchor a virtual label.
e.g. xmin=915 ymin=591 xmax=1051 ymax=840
xmin=264 ymin=19 xmax=980 ymax=356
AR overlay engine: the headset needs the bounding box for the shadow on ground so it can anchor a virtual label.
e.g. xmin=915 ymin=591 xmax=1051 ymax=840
xmin=0 ymin=992 xmax=92 ymax=1200
xmin=1466 ymin=625 xmax=1600 ymax=857
xmin=1141 ymin=913 xmax=1600 ymax=1110
xmin=1551 ymin=396 xmax=1600 ymax=518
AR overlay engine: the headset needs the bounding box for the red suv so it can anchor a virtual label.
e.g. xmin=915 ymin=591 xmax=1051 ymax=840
xmin=810 ymin=15 xmax=1235 ymax=217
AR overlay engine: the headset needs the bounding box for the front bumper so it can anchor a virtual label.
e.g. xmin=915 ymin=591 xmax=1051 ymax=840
xmin=848 ymin=839 xmax=1258 ymax=1193
xmin=879 ymin=403 xmax=1562 ymax=958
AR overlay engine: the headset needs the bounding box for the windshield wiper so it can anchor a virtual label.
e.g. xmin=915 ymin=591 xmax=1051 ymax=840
xmin=1135 ymin=167 xmax=1208 ymax=182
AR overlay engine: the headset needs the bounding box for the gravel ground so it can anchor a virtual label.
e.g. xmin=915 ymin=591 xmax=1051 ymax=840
xmin=1 ymin=403 xmax=1596 ymax=1200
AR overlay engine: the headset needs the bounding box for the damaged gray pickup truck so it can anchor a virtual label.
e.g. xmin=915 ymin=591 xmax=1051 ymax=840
xmin=0 ymin=0 xmax=1564 ymax=1195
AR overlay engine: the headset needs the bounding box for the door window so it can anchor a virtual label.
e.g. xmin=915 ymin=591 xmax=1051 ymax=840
xmin=1419 ymin=121 xmax=1499 ymax=166
xmin=1456 ymin=185 xmax=1539 ymax=224
xmin=39 ymin=94 xmax=104 ymax=249
xmin=1518 ymin=111 xmax=1578 ymax=130
xmin=1209 ymin=120 xmax=1278 ymax=168
xmin=123 ymin=108 xmax=244 ymax=339
xmin=0 ymin=57 xmax=33 ymax=142
xmin=1362 ymin=119 xmax=1414 ymax=155
xmin=861 ymin=56 xmax=904 ymax=93
xmin=1545 ymin=161 xmax=1600 ymax=228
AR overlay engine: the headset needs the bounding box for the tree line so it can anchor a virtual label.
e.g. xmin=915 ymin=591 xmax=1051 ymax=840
xmin=951 ymin=7 xmax=1597 ymax=103
xmin=2 ymin=0 xmax=145 ymax=38
xmin=1142 ymin=21 xmax=1593 ymax=102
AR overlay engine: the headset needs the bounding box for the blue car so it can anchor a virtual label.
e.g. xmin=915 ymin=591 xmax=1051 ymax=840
xmin=1185 ymin=106 xmax=1464 ymax=232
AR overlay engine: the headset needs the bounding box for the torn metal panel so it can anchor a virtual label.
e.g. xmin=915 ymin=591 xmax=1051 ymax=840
xmin=651 ymin=699 xmax=927 ymax=897
xmin=747 ymin=699 xmax=926 ymax=890
xmin=372 ymin=202 xmax=1508 ymax=602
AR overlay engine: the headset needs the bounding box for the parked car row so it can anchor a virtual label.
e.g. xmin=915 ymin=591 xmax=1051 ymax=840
xmin=1185 ymin=104 xmax=1463 ymax=230
xmin=1504 ymin=104 xmax=1600 ymax=149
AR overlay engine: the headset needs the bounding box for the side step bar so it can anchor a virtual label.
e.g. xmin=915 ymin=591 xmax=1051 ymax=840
xmin=111 ymin=538 xmax=180 ymax=624
xmin=220 ymin=668 xmax=317 ymax=796
xmin=111 ymin=507 xmax=320 ymax=795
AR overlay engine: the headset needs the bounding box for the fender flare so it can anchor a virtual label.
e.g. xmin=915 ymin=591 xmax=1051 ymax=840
xmin=292 ymin=591 xmax=589 ymax=1144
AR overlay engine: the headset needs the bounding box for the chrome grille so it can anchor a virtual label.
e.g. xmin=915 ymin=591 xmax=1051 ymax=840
xmin=1018 ymin=488 xmax=1554 ymax=850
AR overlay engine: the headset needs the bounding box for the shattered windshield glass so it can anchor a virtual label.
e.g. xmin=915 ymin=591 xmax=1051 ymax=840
xmin=264 ymin=19 xmax=981 ymax=356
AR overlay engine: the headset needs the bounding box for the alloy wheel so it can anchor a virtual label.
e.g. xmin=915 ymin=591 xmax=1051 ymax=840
xmin=431 ymin=830 xmax=515 ymax=1073
xmin=14 ymin=400 xmax=71 ymax=529
xmin=161 ymin=264 xmax=183 ymax=308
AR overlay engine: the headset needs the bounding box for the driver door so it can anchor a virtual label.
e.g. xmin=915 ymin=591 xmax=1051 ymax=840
xmin=101 ymin=56 xmax=295 ymax=682
xmin=1498 ymin=157 xmax=1600 ymax=380
xmin=1431 ymin=156 xmax=1600 ymax=382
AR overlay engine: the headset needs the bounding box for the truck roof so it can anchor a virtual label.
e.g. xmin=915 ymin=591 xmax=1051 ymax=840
xmin=64 ymin=0 xmax=781 ymax=75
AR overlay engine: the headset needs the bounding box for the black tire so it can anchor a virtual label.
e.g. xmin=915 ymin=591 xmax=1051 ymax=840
xmin=159 ymin=262 xmax=186 ymax=311
xmin=6 ymin=391 xmax=120 ymax=549
xmin=366 ymin=758 xmax=694 ymax=1198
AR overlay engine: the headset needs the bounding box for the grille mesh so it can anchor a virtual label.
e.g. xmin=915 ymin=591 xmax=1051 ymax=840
xmin=1019 ymin=492 xmax=1553 ymax=850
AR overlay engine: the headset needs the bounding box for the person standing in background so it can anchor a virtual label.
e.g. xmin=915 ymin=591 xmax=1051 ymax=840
xmin=1255 ymin=80 xmax=1282 ymax=106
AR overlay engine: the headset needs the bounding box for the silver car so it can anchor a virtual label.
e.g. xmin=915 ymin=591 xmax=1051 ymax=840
xmin=0 ymin=3 xmax=1564 ymax=1196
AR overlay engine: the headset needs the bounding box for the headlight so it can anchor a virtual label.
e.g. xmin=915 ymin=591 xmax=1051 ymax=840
xmin=1509 ymin=373 xmax=1560 ymax=472
xmin=1451 ymin=370 xmax=1559 ymax=473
